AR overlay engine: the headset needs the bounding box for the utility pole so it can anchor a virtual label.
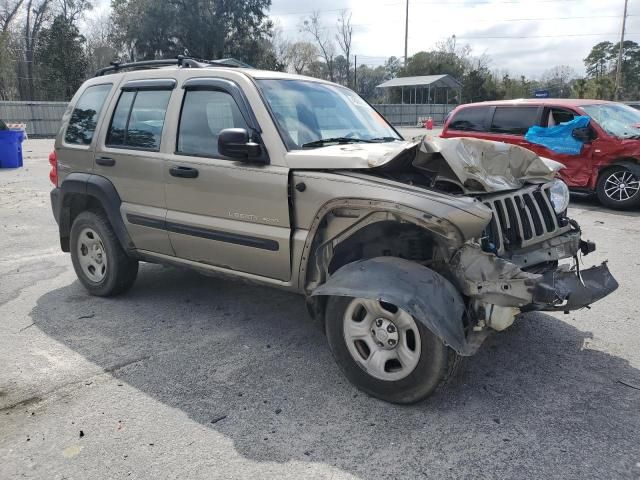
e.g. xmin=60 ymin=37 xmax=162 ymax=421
xmin=404 ymin=0 xmax=409 ymax=66
xmin=354 ymin=55 xmax=358 ymax=93
xmin=615 ymin=0 xmax=629 ymax=100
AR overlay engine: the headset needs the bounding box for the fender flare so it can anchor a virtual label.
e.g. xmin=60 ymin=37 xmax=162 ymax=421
xmin=57 ymin=173 xmax=135 ymax=252
xmin=310 ymin=256 xmax=479 ymax=356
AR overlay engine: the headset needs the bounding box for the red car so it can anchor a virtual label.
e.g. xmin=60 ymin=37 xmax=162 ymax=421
xmin=441 ymin=99 xmax=640 ymax=209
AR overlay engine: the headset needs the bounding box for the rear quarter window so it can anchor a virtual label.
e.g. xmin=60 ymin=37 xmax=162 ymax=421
xmin=490 ymin=106 xmax=539 ymax=135
xmin=65 ymin=84 xmax=112 ymax=145
xmin=448 ymin=107 xmax=489 ymax=132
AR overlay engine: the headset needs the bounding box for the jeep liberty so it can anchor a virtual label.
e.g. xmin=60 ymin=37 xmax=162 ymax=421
xmin=49 ymin=58 xmax=618 ymax=403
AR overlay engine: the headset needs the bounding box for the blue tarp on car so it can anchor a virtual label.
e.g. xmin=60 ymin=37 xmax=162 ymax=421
xmin=524 ymin=115 xmax=590 ymax=155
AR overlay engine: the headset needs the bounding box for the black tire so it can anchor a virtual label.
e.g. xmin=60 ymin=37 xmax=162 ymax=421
xmin=596 ymin=165 xmax=640 ymax=210
xmin=70 ymin=210 xmax=138 ymax=296
xmin=325 ymin=296 xmax=459 ymax=404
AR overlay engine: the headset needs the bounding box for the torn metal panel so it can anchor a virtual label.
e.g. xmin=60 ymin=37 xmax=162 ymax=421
xmin=532 ymin=262 xmax=618 ymax=311
xmin=310 ymin=256 xmax=483 ymax=356
xmin=449 ymin=243 xmax=541 ymax=307
xmin=449 ymin=241 xmax=618 ymax=312
xmin=414 ymin=136 xmax=565 ymax=193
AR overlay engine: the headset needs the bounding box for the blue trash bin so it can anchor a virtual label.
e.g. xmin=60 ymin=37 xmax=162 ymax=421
xmin=0 ymin=130 xmax=24 ymax=168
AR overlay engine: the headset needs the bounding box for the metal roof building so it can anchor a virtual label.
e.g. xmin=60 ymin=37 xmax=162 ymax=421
xmin=377 ymin=74 xmax=462 ymax=105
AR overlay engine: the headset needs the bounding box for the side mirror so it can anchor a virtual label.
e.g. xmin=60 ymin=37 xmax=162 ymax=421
xmin=572 ymin=127 xmax=594 ymax=143
xmin=218 ymin=128 xmax=264 ymax=162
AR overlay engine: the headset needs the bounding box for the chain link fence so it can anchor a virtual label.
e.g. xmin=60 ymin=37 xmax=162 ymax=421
xmin=373 ymin=104 xmax=457 ymax=127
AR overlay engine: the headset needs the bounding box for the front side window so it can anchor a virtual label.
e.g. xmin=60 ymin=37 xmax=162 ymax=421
xmin=490 ymin=107 xmax=539 ymax=135
xmin=106 ymin=90 xmax=172 ymax=150
xmin=65 ymin=84 xmax=112 ymax=145
xmin=581 ymin=103 xmax=640 ymax=139
xmin=449 ymin=107 xmax=488 ymax=132
xmin=177 ymin=89 xmax=248 ymax=157
xmin=256 ymin=79 xmax=401 ymax=150
xmin=545 ymin=107 xmax=576 ymax=126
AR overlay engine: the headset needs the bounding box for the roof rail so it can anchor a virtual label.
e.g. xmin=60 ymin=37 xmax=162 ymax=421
xmin=94 ymin=55 xmax=245 ymax=77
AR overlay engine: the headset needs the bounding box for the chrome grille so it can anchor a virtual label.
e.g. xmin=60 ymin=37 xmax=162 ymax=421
xmin=482 ymin=183 xmax=568 ymax=254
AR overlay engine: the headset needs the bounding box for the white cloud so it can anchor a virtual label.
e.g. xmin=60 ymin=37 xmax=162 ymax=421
xmin=86 ymin=0 xmax=638 ymax=78
xmin=269 ymin=0 xmax=638 ymax=78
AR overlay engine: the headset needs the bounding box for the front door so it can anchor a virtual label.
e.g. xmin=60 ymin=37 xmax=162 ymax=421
xmin=529 ymin=107 xmax=594 ymax=188
xmin=163 ymin=79 xmax=291 ymax=281
xmin=94 ymin=79 xmax=175 ymax=255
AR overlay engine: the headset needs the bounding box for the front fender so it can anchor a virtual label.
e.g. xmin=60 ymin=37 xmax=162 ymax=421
xmin=311 ymin=257 xmax=479 ymax=355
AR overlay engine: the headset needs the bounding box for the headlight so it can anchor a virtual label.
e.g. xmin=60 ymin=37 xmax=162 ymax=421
xmin=549 ymin=179 xmax=570 ymax=213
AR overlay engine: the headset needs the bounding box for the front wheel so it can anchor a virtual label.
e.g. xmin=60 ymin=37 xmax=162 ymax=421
xmin=596 ymin=166 xmax=640 ymax=210
xmin=325 ymin=296 xmax=459 ymax=404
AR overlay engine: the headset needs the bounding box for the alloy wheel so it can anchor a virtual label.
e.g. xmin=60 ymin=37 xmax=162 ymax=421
xmin=604 ymin=170 xmax=640 ymax=202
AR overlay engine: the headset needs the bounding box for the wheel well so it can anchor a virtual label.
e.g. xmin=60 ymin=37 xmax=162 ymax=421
xmin=304 ymin=219 xmax=444 ymax=325
xmin=599 ymin=158 xmax=640 ymax=176
xmin=327 ymin=221 xmax=438 ymax=275
xmin=60 ymin=193 xmax=106 ymax=251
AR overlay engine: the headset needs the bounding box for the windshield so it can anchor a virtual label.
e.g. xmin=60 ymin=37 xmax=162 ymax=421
xmin=256 ymin=79 xmax=401 ymax=149
xmin=581 ymin=103 xmax=640 ymax=139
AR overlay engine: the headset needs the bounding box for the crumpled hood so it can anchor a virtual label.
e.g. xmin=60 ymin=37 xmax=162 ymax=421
xmin=415 ymin=136 xmax=564 ymax=193
xmin=284 ymin=140 xmax=416 ymax=169
xmin=284 ymin=135 xmax=564 ymax=194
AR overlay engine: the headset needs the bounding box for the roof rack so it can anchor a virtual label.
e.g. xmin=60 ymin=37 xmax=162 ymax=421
xmin=94 ymin=55 xmax=246 ymax=77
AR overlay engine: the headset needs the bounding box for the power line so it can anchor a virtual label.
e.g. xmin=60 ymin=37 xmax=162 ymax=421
xmin=277 ymin=14 xmax=637 ymax=34
xmin=444 ymin=32 xmax=640 ymax=40
xmin=387 ymin=0 xmax=586 ymax=5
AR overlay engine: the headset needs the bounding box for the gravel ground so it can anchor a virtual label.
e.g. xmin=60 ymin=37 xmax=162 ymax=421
xmin=1 ymin=139 xmax=639 ymax=480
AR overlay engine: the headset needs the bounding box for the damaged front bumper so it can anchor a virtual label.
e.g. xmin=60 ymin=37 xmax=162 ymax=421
xmin=450 ymin=230 xmax=618 ymax=314
xmin=530 ymin=261 xmax=618 ymax=312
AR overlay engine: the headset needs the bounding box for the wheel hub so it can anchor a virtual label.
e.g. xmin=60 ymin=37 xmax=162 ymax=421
xmin=91 ymin=244 xmax=104 ymax=264
xmin=370 ymin=317 xmax=399 ymax=349
xmin=343 ymin=298 xmax=422 ymax=382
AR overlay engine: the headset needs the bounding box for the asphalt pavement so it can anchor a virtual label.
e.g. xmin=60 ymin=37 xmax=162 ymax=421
xmin=1 ymin=138 xmax=639 ymax=479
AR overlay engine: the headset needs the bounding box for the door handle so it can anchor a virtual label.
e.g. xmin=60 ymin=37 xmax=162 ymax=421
xmin=169 ymin=166 xmax=199 ymax=178
xmin=96 ymin=156 xmax=115 ymax=166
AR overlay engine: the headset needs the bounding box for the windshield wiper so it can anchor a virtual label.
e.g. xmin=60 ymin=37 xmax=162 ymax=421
xmin=301 ymin=137 xmax=375 ymax=148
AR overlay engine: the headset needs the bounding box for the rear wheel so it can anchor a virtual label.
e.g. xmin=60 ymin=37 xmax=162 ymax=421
xmin=325 ymin=296 xmax=459 ymax=404
xmin=596 ymin=166 xmax=640 ymax=210
xmin=70 ymin=210 xmax=138 ymax=296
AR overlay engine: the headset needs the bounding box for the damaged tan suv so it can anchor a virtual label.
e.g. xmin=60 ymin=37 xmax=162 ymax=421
xmin=49 ymin=58 xmax=618 ymax=403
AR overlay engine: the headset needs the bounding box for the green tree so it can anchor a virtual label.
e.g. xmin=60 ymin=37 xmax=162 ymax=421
xmin=355 ymin=64 xmax=385 ymax=102
xmin=110 ymin=0 xmax=274 ymax=67
xmin=384 ymin=56 xmax=401 ymax=80
xmin=35 ymin=15 xmax=87 ymax=100
xmin=584 ymin=41 xmax=614 ymax=78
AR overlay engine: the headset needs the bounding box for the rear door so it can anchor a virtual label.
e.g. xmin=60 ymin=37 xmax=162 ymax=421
xmin=163 ymin=77 xmax=291 ymax=281
xmin=487 ymin=105 xmax=542 ymax=147
xmin=94 ymin=78 xmax=175 ymax=255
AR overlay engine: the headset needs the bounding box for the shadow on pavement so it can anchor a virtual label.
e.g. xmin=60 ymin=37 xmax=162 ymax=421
xmin=31 ymin=264 xmax=640 ymax=479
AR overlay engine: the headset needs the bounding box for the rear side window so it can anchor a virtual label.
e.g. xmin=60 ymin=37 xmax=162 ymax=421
xmin=65 ymin=84 xmax=112 ymax=145
xmin=106 ymin=90 xmax=172 ymax=151
xmin=177 ymin=90 xmax=248 ymax=157
xmin=448 ymin=107 xmax=489 ymax=132
xmin=490 ymin=107 xmax=539 ymax=135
